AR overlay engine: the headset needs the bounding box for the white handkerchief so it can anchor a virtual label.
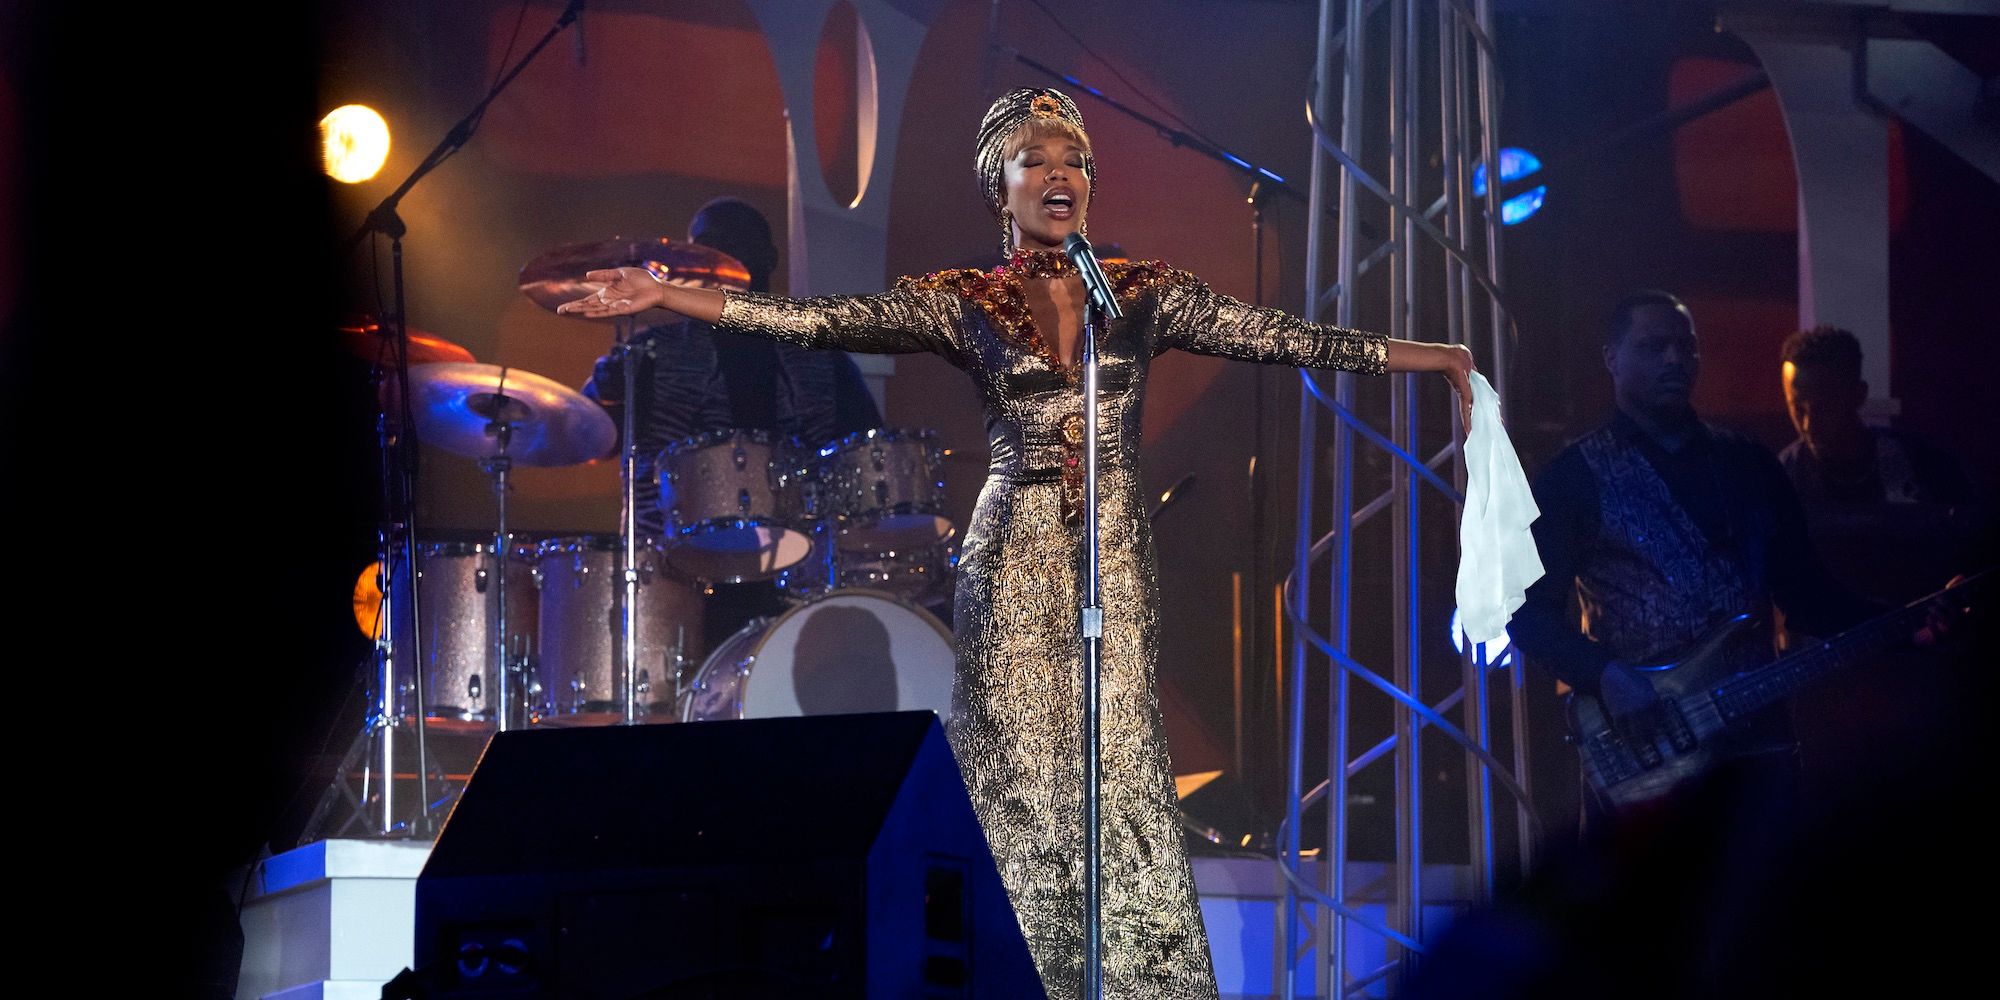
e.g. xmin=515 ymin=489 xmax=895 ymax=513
xmin=1456 ymin=371 xmax=1544 ymax=645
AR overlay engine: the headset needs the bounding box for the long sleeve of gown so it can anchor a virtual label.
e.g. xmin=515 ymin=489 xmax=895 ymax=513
xmin=1148 ymin=275 xmax=1388 ymax=374
xmin=713 ymin=286 xmax=961 ymax=361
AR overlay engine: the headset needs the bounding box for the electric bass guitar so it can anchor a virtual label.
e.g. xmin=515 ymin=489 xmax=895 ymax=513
xmin=1566 ymin=572 xmax=1986 ymax=810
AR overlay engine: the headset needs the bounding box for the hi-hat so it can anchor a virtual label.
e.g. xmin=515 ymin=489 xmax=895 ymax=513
xmin=519 ymin=236 xmax=751 ymax=323
xmin=397 ymin=362 xmax=614 ymax=467
xmin=339 ymin=320 xmax=476 ymax=367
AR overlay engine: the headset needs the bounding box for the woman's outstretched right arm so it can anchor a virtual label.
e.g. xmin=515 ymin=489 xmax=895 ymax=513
xmin=558 ymin=266 xmax=956 ymax=358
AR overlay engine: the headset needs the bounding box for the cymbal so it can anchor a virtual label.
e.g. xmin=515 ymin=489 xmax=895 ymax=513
xmin=338 ymin=320 xmax=476 ymax=367
xmin=353 ymin=560 xmax=384 ymax=639
xmin=398 ymin=362 xmax=614 ymax=467
xmin=518 ymin=235 xmax=751 ymax=322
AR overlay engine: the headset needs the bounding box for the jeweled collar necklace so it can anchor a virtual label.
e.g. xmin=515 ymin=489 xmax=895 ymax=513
xmin=997 ymin=246 xmax=1073 ymax=278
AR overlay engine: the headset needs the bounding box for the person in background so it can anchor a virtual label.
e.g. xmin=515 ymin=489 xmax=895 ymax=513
xmin=582 ymin=197 xmax=883 ymax=644
xmin=1778 ymin=325 xmax=1987 ymax=606
xmin=1508 ymin=291 xmax=1873 ymax=823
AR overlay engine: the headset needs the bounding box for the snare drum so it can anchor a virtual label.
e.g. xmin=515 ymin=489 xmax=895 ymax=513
xmin=816 ymin=427 xmax=952 ymax=554
xmin=532 ymin=535 xmax=704 ymax=725
xmin=389 ymin=540 xmax=538 ymax=726
xmin=657 ymin=428 xmax=814 ymax=582
xmin=683 ymin=589 xmax=955 ymax=723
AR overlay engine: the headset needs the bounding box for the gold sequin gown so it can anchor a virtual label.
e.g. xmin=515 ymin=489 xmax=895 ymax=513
xmin=713 ymin=249 xmax=1386 ymax=998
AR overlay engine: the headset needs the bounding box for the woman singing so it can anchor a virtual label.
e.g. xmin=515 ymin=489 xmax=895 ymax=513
xmin=560 ymin=87 xmax=1475 ymax=999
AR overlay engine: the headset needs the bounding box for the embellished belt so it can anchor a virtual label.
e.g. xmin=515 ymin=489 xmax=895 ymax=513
xmin=990 ymin=467 xmax=1065 ymax=485
xmin=987 ymin=463 xmax=1135 ymax=484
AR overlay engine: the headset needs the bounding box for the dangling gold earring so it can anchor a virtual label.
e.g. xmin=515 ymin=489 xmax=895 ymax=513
xmin=1079 ymin=216 xmax=1088 ymax=238
xmin=999 ymin=210 xmax=1014 ymax=262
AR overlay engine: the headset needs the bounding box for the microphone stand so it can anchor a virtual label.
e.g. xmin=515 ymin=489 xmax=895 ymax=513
xmin=343 ymin=0 xmax=585 ymax=836
xmin=368 ymin=199 xmax=436 ymax=837
xmin=1080 ymin=289 xmax=1105 ymax=1000
xmin=1066 ymin=233 xmax=1123 ymax=1000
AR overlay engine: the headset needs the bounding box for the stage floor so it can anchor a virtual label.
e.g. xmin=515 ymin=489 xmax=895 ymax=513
xmin=236 ymin=838 xmax=1473 ymax=1000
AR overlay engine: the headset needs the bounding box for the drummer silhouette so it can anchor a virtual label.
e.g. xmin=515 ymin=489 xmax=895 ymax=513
xmin=582 ymin=197 xmax=883 ymax=645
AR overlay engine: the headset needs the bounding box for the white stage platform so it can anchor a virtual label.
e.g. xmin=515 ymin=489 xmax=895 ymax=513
xmin=236 ymin=839 xmax=1471 ymax=1000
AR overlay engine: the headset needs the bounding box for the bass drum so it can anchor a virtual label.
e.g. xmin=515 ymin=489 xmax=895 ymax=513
xmin=683 ymin=589 xmax=955 ymax=723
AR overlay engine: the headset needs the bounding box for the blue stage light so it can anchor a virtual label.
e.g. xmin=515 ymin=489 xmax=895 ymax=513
xmin=1471 ymin=147 xmax=1546 ymax=225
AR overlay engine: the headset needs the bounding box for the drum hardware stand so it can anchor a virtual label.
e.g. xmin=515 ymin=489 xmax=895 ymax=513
xmin=515 ymin=633 xmax=541 ymax=724
xmin=330 ymin=0 xmax=584 ymax=839
xmin=613 ymin=315 xmax=645 ymax=726
xmin=659 ymin=624 xmax=692 ymax=720
xmin=302 ymin=357 xmax=438 ymax=841
xmin=478 ymin=378 xmax=521 ymax=732
xmin=1065 ymin=233 xmax=1122 ymax=1000
xmin=811 ymin=516 xmax=839 ymax=596
xmin=297 ymin=665 xmax=465 ymax=844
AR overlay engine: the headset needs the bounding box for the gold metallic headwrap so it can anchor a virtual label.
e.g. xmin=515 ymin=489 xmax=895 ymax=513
xmin=975 ymin=87 xmax=1095 ymax=218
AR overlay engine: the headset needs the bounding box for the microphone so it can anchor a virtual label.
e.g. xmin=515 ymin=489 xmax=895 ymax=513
xmin=1063 ymin=233 xmax=1124 ymax=320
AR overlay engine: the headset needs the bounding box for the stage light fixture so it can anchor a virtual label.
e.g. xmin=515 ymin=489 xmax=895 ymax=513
xmin=1471 ymin=146 xmax=1546 ymax=225
xmin=321 ymin=104 xmax=390 ymax=183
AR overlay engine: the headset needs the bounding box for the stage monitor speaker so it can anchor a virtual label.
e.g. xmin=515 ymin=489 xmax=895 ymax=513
xmin=412 ymin=711 xmax=1045 ymax=999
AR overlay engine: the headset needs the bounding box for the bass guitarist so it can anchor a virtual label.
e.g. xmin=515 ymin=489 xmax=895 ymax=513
xmin=1510 ymin=291 xmax=1885 ymax=820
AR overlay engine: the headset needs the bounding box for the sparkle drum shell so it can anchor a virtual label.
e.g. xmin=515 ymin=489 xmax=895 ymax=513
xmin=389 ymin=540 xmax=537 ymax=726
xmin=816 ymin=427 xmax=952 ymax=554
xmin=656 ymin=428 xmax=815 ymax=582
xmin=531 ymin=535 xmax=704 ymax=725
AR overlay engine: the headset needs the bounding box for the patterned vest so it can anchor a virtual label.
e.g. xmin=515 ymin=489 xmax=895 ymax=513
xmin=1574 ymin=425 xmax=1757 ymax=665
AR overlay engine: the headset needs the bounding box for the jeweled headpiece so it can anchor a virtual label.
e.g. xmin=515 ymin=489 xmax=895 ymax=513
xmin=974 ymin=87 xmax=1095 ymax=218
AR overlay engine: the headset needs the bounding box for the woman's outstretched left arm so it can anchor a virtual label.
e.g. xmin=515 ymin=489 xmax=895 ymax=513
xmin=1150 ymin=270 xmax=1475 ymax=427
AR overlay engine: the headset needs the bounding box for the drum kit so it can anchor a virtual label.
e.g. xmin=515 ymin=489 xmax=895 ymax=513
xmin=315 ymin=235 xmax=958 ymax=839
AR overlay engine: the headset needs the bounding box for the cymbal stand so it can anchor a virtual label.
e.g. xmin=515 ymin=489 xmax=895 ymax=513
xmin=479 ymin=377 xmax=520 ymax=732
xmin=615 ymin=315 xmax=642 ymax=726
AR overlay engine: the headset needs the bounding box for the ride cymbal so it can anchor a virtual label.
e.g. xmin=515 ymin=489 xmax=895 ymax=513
xmin=396 ymin=362 xmax=614 ymax=467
